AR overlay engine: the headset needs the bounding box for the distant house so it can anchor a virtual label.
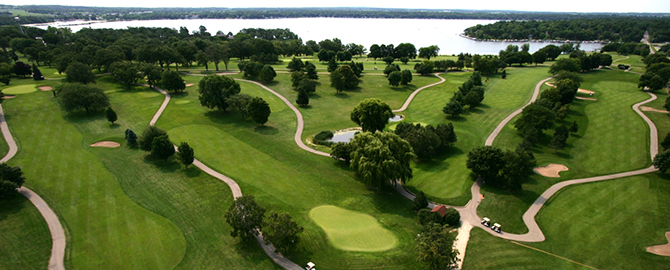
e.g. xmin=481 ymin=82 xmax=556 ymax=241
xmin=431 ymin=205 xmax=447 ymax=218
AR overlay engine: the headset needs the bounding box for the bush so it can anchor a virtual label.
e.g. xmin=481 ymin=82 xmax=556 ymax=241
xmin=443 ymin=208 xmax=460 ymax=227
xmin=418 ymin=209 xmax=442 ymax=226
xmin=413 ymin=191 xmax=428 ymax=211
xmin=313 ymin=130 xmax=334 ymax=146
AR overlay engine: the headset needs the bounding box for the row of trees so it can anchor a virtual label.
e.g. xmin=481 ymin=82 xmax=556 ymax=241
xmin=466 ymin=144 xmax=537 ymax=191
xmin=638 ymin=53 xmax=670 ymax=92
xmin=394 ymin=122 xmax=457 ymax=160
xmin=443 ymin=72 xmax=486 ymax=117
xmin=197 ymin=74 xmax=272 ymax=125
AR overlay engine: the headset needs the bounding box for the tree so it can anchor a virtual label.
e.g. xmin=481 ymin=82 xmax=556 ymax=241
xmin=12 ymin=61 xmax=31 ymax=77
xmin=247 ymin=97 xmax=271 ymax=125
xmin=569 ymin=121 xmax=579 ymax=134
xmin=0 ymin=163 xmax=25 ymax=198
xmin=160 ymin=70 xmax=186 ymax=92
xmin=151 ymin=135 xmax=175 ymax=161
xmin=262 ymin=211 xmax=304 ymax=254
xmin=418 ymin=209 xmax=444 ymax=226
xmin=330 ymin=65 xmax=359 ymax=92
xmin=653 ymin=150 xmax=670 ymax=174
xmin=532 ymin=50 xmax=547 ymax=66
xmin=501 ymin=70 xmax=507 ymax=79
xmin=413 ymin=191 xmax=429 ymax=211
xmin=225 ymin=195 xmax=266 ymax=239
xmin=550 ymin=132 xmax=568 ymax=154
xmin=330 ymin=142 xmax=352 ymax=162
xmin=287 ymin=57 xmax=304 ymax=71
xmin=395 ymin=123 xmax=441 ymax=160
xmin=177 ymin=142 xmax=194 ymax=168
xmin=297 ymin=78 xmax=317 ymax=94
xmin=384 ymin=64 xmax=399 ymax=76
xmin=110 ymin=61 xmax=141 ymax=89
xmin=416 ymin=223 xmax=459 ymax=270
xmin=198 ymin=75 xmax=241 ymax=111
xmin=228 ymin=93 xmax=252 ymax=118
xmin=125 ymin=129 xmax=138 ymax=147
xmin=443 ymin=208 xmax=461 ymax=227
xmin=383 ymin=56 xmax=395 ymax=65
xmin=106 ymin=107 xmax=117 ymax=124
xmin=327 ymin=57 xmax=338 ymax=72
xmin=304 ymin=61 xmax=318 ymax=80
xmin=349 ymin=132 xmax=414 ymax=189
xmin=138 ymin=126 xmax=168 ymax=152
xmin=466 ymin=146 xmax=505 ymax=181
xmin=140 ymin=63 xmax=162 ymax=88
xmin=514 ymin=103 xmax=555 ymax=136
xmin=418 ymin=45 xmax=440 ymax=59
xmin=464 ymin=91 xmax=484 ymax=109
xmin=638 ymin=72 xmax=665 ymax=92
xmin=350 ymin=98 xmax=394 ymax=132
xmin=400 ymin=69 xmax=413 ymax=86
xmin=56 ymin=83 xmax=109 ymax=114
xmin=32 ymin=63 xmax=44 ymax=80
xmin=443 ymin=101 xmax=463 ymax=117
xmin=259 ymin=65 xmax=276 ymax=82
xmin=549 ymin=58 xmax=581 ymax=75
xmin=296 ymin=90 xmax=309 ymax=107
xmin=660 ymin=133 xmax=670 ymax=152
xmin=388 ymin=71 xmax=402 ymax=87
xmin=414 ymin=60 xmax=434 ymax=75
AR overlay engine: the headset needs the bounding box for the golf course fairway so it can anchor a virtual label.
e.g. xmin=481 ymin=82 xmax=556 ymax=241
xmin=309 ymin=205 xmax=398 ymax=252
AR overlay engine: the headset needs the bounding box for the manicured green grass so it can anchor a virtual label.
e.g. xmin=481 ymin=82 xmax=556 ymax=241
xmin=161 ymin=78 xmax=425 ymax=269
xmin=606 ymin=53 xmax=647 ymax=73
xmin=480 ymin=68 xmax=651 ymax=233
xmin=0 ymin=194 xmax=52 ymax=270
xmin=3 ymin=84 xmax=37 ymax=94
xmin=464 ymin=174 xmax=670 ymax=269
xmin=4 ymin=90 xmax=186 ymax=269
xmin=402 ymin=66 xmax=554 ymax=205
xmin=309 ymin=205 xmax=398 ymax=252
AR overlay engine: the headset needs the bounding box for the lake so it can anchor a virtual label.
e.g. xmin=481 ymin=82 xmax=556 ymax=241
xmin=36 ymin=18 xmax=603 ymax=55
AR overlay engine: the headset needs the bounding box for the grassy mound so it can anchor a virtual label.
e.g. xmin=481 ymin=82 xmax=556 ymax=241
xmin=309 ymin=205 xmax=398 ymax=252
xmin=3 ymin=85 xmax=36 ymax=95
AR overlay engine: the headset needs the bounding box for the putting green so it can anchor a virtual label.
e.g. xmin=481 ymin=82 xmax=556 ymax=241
xmin=175 ymin=100 xmax=191 ymax=104
xmin=3 ymin=85 xmax=37 ymax=95
xmin=387 ymin=122 xmax=428 ymax=131
xmin=309 ymin=205 xmax=398 ymax=252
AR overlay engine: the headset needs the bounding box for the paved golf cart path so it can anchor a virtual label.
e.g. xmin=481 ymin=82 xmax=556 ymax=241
xmin=0 ymin=104 xmax=66 ymax=270
xmin=393 ymin=73 xmax=446 ymax=112
xmin=149 ymin=85 xmax=302 ymax=270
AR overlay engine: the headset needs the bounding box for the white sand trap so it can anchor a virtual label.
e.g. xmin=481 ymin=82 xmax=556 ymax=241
xmin=90 ymin=141 xmax=120 ymax=148
xmin=647 ymin=232 xmax=670 ymax=256
xmin=38 ymin=86 xmax=53 ymax=91
xmin=534 ymin=164 xmax=569 ymax=177
xmin=2 ymin=95 xmax=16 ymax=99
xmin=576 ymin=97 xmax=597 ymax=101
xmin=641 ymin=106 xmax=669 ymax=113
xmin=577 ymin=89 xmax=595 ymax=95
xmin=185 ymin=83 xmax=194 ymax=87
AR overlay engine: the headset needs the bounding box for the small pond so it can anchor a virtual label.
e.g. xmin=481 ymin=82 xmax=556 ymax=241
xmin=389 ymin=114 xmax=404 ymax=122
xmin=326 ymin=130 xmax=360 ymax=143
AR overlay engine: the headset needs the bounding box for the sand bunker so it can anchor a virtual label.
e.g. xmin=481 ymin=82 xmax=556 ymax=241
xmin=545 ymin=83 xmax=595 ymax=95
xmin=38 ymin=86 xmax=53 ymax=91
xmin=2 ymin=95 xmax=15 ymax=99
xmin=647 ymin=232 xmax=670 ymax=256
xmin=576 ymin=97 xmax=597 ymax=101
xmin=641 ymin=106 xmax=669 ymax=113
xmin=534 ymin=164 xmax=569 ymax=177
xmin=185 ymin=83 xmax=194 ymax=87
xmin=90 ymin=141 xmax=120 ymax=148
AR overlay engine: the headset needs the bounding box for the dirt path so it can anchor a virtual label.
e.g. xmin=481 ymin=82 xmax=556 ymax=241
xmin=613 ymin=56 xmax=630 ymax=63
xmin=0 ymin=105 xmax=66 ymax=270
xmin=148 ymin=85 xmax=303 ymax=270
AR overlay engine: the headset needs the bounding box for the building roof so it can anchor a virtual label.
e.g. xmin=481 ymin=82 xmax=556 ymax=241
xmin=431 ymin=205 xmax=447 ymax=218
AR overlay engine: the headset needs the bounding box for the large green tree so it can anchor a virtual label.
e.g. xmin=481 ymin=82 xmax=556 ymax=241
xmin=110 ymin=61 xmax=141 ymax=89
xmin=549 ymin=58 xmax=581 ymax=75
xmin=161 ymin=70 xmax=186 ymax=92
xmin=56 ymin=83 xmax=109 ymax=114
xmin=105 ymin=107 xmax=117 ymax=124
xmin=262 ymin=211 xmax=304 ymax=254
xmin=350 ymin=98 xmax=394 ymax=132
xmin=247 ymin=97 xmax=271 ymax=125
xmin=349 ymin=132 xmax=414 ymax=189
xmin=466 ymin=146 xmax=505 ymax=181
xmin=514 ymin=103 xmax=555 ymax=137
xmin=653 ymin=150 xmax=670 ymax=174
xmin=151 ymin=135 xmax=175 ymax=162
xmin=330 ymin=65 xmax=360 ymax=92
xmin=177 ymin=142 xmax=194 ymax=168
xmin=225 ymin=196 xmax=266 ymax=239
xmin=138 ymin=126 xmax=168 ymax=152
xmin=198 ymin=75 xmax=241 ymax=111
xmin=416 ymin=223 xmax=459 ymax=270
xmin=65 ymin=61 xmax=95 ymax=84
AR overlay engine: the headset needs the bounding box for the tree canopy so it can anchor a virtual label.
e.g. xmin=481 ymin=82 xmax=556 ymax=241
xmin=198 ymin=74 xmax=241 ymax=111
xmin=247 ymin=97 xmax=271 ymax=125
xmin=350 ymin=98 xmax=394 ymax=132
xmin=56 ymin=83 xmax=110 ymax=114
xmin=0 ymin=163 xmax=25 ymax=199
xmin=225 ymin=195 xmax=266 ymax=239
xmin=349 ymin=132 xmax=414 ymax=189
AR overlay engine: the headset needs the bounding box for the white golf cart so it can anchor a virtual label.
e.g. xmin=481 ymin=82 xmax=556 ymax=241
xmin=481 ymin=217 xmax=491 ymax=227
xmin=491 ymin=223 xmax=502 ymax=233
xmin=305 ymin=262 xmax=316 ymax=270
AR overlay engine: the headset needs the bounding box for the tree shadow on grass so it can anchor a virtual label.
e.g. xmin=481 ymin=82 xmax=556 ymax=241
xmin=0 ymin=194 xmax=26 ymax=223
xmin=262 ymin=81 xmax=280 ymax=87
xmin=62 ymin=110 xmax=106 ymax=124
xmin=170 ymin=91 xmax=190 ymax=99
xmin=204 ymin=111 xmax=256 ymax=128
xmin=369 ymin=187 xmax=421 ymax=220
xmin=142 ymin=155 xmax=180 ymax=173
xmin=334 ymin=92 xmax=350 ymax=99
xmin=184 ymin=166 xmax=201 ymax=178
xmin=446 ymin=115 xmax=467 ymax=123
xmin=110 ymin=123 xmax=121 ymax=129
xmin=254 ymin=125 xmax=278 ymax=135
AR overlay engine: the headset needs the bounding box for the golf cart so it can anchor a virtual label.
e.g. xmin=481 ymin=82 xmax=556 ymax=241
xmin=491 ymin=223 xmax=502 ymax=233
xmin=305 ymin=262 xmax=316 ymax=270
xmin=481 ymin=217 xmax=491 ymax=227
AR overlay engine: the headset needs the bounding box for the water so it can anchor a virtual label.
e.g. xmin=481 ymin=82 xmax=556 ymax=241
xmin=326 ymin=130 xmax=359 ymax=143
xmin=389 ymin=115 xmax=404 ymax=122
xmin=35 ymin=18 xmax=603 ymax=55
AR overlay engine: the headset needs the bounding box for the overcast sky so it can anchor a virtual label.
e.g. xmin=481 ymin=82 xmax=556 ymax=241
xmin=5 ymin=0 xmax=670 ymax=13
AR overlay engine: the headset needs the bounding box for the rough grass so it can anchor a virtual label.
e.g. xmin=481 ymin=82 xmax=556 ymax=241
xmin=479 ymin=68 xmax=651 ymax=233
xmin=309 ymin=205 xmax=398 ymax=252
